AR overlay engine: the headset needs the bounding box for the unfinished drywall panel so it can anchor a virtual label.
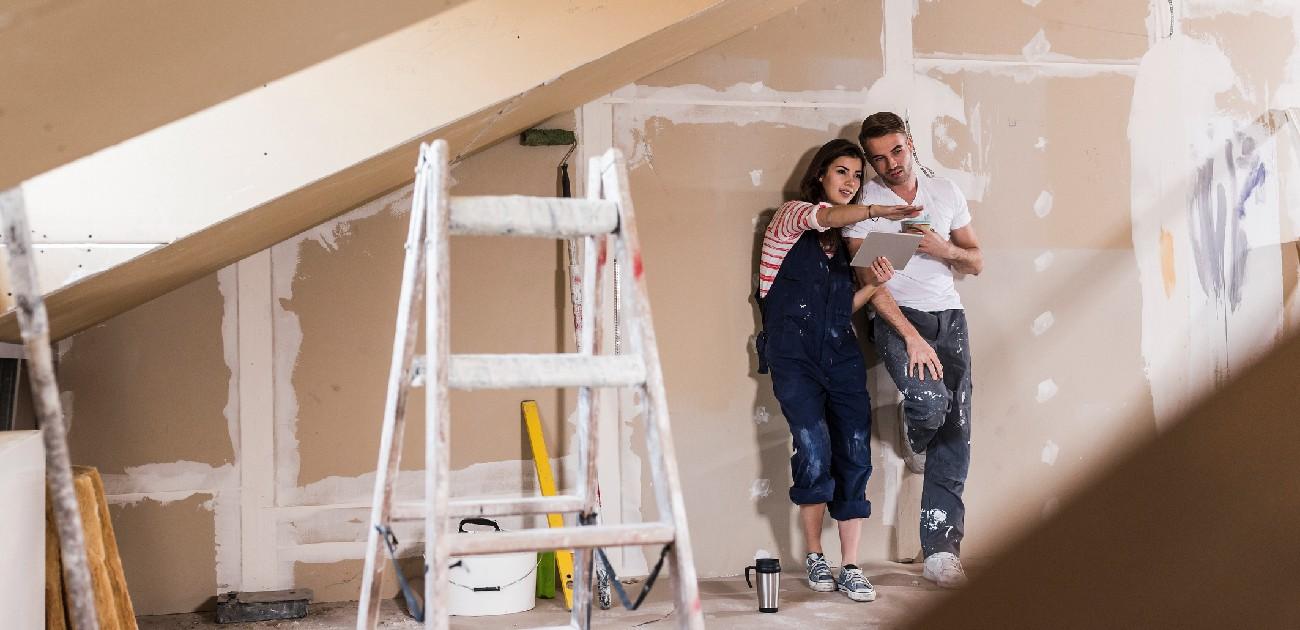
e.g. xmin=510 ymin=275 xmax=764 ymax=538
xmin=0 ymin=245 xmax=157 ymax=312
xmin=918 ymin=68 xmax=1138 ymax=250
xmin=912 ymin=0 xmax=1148 ymax=62
xmin=612 ymin=108 xmax=904 ymax=573
xmin=60 ymin=274 xmax=233 ymax=474
xmin=275 ymin=113 xmax=578 ymax=596
xmin=959 ymin=249 xmax=1156 ymax=555
xmin=108 ymin=494 xmax=218 ymax=615
xmin=638 ymin=0 xmax=884 ymax=93
xmin=1129 ymin=4 xmax=1300 ymax=426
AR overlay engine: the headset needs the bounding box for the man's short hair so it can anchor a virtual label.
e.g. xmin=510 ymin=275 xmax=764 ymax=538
xmin=858 ymin=112 xmax=908 ymax=146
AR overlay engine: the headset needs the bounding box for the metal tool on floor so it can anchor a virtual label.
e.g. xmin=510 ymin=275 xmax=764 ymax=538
xmin=355 ymin=140 xmax=705 ymax=630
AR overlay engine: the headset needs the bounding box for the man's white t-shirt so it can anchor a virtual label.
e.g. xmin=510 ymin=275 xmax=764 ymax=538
xmin=843 ymin=175 xmax=972 ymax=311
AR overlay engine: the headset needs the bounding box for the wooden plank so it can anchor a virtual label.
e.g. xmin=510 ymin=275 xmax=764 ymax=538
xmin=0 ymin=1 xmax=464 ymax=191
xmin=0 ymin=0 xmax=811 ymax=344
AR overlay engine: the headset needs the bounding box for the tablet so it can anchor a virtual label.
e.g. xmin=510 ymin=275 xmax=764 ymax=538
xmin=850 ymin=231 xmax=922 ymax=270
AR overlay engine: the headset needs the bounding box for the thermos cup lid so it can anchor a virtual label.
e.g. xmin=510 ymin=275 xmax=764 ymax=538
xmin=754 ymin=557 xmax=781 ymax=572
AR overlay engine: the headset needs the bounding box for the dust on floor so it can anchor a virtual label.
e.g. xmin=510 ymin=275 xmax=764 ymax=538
xmin=137 ymin=561 xmax=952 ymax=629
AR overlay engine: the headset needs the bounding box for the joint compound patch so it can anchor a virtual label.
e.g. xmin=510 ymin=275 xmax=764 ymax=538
xmin=1032 ymin=311 xmax=1055 ymax=336
xmin=1033 ymin=190 xmax=1054 ymax=218
xmin=749 ymin=169 xmax=763 ymax=186
xmin=1041 ymin=440 xmax=1060 ymax=465
xmin=750 ymin=479 xmax=772 ymax=500
xmin=1034 ymin=251 xmax=1055 ymax=272
xmin=1037 ymin=379 xmax=1059 ymax=403
xmin=753 ymin=406 xmax=771 ymax=425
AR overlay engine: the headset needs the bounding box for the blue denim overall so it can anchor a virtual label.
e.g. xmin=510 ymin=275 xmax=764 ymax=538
xmin=757 ymin=229 xmax=873 ymax=521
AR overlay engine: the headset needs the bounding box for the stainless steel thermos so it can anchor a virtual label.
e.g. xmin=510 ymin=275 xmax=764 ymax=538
xmin=744 ymin=557 xmax=781 ymax=613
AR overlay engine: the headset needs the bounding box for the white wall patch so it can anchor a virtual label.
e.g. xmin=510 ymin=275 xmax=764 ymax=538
xmin=1041 ymin=439 xmax=1060 ymax=465
xmin=1036 ymin=379 xmax=1059 ymax=403
xmin=1032 ymin=311 xmax=1055 ymax=336
xmin=1022 ymin=29 xmax=1052 ymax=62
xmin=1034 ymin=251 xmax=1055 ymax=272
xmin=1033 ymin=190 xmax=1054 ymax=218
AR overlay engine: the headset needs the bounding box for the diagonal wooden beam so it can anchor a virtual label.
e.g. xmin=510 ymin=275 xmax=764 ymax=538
xmin=0 ymin=0 xmax=809 ymax=343
xmin=0 ymin=0 xmax=467 ymax=191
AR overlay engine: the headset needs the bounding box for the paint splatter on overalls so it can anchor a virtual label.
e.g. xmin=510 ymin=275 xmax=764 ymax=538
xmin=757 ymin=229 xmax=873 ymax=521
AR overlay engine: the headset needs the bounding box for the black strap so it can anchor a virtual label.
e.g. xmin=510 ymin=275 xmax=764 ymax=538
xmin=579 ymin=512 xmax=672 ymax=613
xmin=376 ymin=525 xmax=425 ymax=622
xmin=595 ymin=543 xmax=672 ymax=611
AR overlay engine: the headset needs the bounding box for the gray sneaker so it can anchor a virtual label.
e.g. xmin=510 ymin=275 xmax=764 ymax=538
xmin=804 ymin=553 xmax=834 ymax=592
xmin=899 ymin=399 xmax=925 ymax=474
xmin=836 ymin=564 xmax=876 ymax=602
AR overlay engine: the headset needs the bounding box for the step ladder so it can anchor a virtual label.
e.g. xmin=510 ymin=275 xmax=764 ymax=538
xmin=355 ymin=140 xmax=704 ymax=630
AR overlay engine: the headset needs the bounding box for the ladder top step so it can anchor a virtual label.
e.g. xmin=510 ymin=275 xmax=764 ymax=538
xmin=450 ymin=196 xmax=619 ymax=238
xmin=449 ymin=354 xmax=645 ymax=390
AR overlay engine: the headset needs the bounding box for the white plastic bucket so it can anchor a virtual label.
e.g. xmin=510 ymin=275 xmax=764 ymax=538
xmin=447 ymin=518 xmax=538 ymax=617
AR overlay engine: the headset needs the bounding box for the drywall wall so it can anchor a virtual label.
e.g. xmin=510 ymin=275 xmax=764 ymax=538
xmin=46 ymin=0 xmax=1300 ymax=616
xmin=595 ymin=0 xmax=1298 ymax=575
xmin=54 ymin=112 xmax=584 ymax=613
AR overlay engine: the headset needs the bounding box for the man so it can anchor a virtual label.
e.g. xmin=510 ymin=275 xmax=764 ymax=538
xmin=843 ymin=112 xmax=983 ymax=589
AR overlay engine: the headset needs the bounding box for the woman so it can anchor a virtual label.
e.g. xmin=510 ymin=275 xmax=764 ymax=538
xmin=756 ymin=138 xmax=920 ymax=602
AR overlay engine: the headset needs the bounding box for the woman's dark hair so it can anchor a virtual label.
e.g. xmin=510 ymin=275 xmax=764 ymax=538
xmin=797 ymin=139 xmax=865 ymax=205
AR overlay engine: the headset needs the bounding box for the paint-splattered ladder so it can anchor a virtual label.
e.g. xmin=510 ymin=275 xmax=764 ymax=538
xmin=356 ymin=140 xmax=704 ymax=630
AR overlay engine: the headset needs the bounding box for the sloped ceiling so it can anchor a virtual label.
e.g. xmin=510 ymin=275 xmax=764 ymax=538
xmin=0 ymin=0 xmax=467 ymax=191
xmin=0 ymin=0 xmax=809 ymax=342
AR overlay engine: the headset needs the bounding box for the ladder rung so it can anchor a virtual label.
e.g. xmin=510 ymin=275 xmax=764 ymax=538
xmin=449 ymin=523 xmax=676 ymax=557
xmin=391 ymin=495 xmax=587 ymax=521
xmin=449 ymin=354 xmax=645 ymax=390
xmin=450 ymin=196 xmax=619 ymax=237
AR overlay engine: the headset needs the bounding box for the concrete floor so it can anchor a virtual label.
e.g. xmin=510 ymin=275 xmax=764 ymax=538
xmin=137 ymin=561 xmax=951 ymax=629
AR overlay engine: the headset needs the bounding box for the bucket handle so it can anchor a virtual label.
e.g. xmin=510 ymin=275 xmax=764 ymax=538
xmin=458 ymin=517 xmax=502 ymax=533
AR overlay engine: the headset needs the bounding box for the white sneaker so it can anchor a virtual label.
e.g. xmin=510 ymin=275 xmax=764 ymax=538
xmin=899 ymin=400 xmax=925 ymax=474
xmin=922 ymin=552 xmax=968 ymax=589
